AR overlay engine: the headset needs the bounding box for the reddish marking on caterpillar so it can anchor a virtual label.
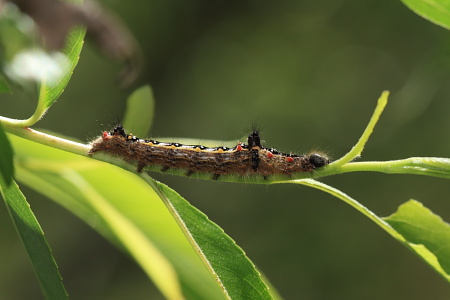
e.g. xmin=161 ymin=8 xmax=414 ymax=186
xmin=89 ymin=125 xmax=330 ymax=180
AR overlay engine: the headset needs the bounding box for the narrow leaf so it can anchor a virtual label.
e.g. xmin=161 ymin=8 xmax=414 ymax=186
xmin=60 ymin=170 xmax=186 ymax=300
xmin=0 ymin=177 xmax=68 ymax=300
xmin=330 ymin=91 xmax=388 ymax=167
xmin=155 ymin=181 xmax=273 ymax=300
xmin=41 ymin=28 xmax=85 ymax=108
xmin=26 ymin=27 xmax=86 ymax=126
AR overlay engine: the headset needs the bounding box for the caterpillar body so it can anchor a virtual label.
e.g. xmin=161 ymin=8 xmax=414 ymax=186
xmin=89 ymin=125 xmax=329 ymax=181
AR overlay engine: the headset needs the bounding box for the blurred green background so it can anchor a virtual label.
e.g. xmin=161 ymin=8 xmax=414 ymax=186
xmin=2 ymin=0 xmax=450 ymax=299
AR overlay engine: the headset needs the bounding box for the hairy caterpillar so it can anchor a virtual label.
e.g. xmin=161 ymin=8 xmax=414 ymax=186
xmin=89 ymin=125 xmax=329 ymax=181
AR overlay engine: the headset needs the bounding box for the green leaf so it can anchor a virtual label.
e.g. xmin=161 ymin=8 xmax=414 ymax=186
xmin=0 ymin=177 xmax=68 ymax=300
xmin=60 ymin=169 xmax=189 ymax=300
xmin=401 ymin=0 xmax=450 ymax=30
xmin=122 ymin=85 xmax=155 ymax=137
xmin=0 ymin=123 xmax=14 ymax=186
xmin=384 ymin=199 xmax=450 ymax=276
xmin=10 ymin=134 xmax=226 ymax=300
xmin=41 ymin=28 xmax=85 ymax=108
xmin=27 ymin=27 xmax=86 ymax=126
xmin=289 ymin=179 xmax=450 ymax=282
xmin=329 ymin=91 xmax=389 ymax=168
xmin=154 ymin=181 xmax=273 ymax=300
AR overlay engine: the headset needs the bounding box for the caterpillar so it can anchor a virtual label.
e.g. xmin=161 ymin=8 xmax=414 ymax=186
xmin=89 ymin=125 xmax=329 ymax=181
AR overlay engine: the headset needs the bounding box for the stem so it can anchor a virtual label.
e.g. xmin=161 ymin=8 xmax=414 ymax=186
xmin=0 ymin=82 xmax=50 ymax=128
xmin=329 ymin=157 xmax=450 ymax=179
xmin=0 ymin=116 xmax=36 ymax=128
xmin=3 ymin=124 xmax=89 ymax=156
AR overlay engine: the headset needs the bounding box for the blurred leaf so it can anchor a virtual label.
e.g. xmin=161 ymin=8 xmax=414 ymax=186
xmin=0 ymin=74 xmax=12 ymax=94
xmin=60 ymin=169 xmax=187 ymax=300
xmin=10 ymin=134 xmax=226 ymax=300
xmin=122 ymin=85 xmax=155 ymax=137
xmin=291 ymin=179 xmax=450 ymax=282
xmin=0 ymin=3 xmax=37 ymax=61
xmin=155 ymin=182 xmax=274 ymax=300
xmin=401 ymin=0 xmax=450 ymax=29
xmin=0 ymin=177 xmax=67 ymax=300
xmin=0 ymin=124 xmax=14 ymax=186
xmin=384 ymin=199 xmax=450 ymax=275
